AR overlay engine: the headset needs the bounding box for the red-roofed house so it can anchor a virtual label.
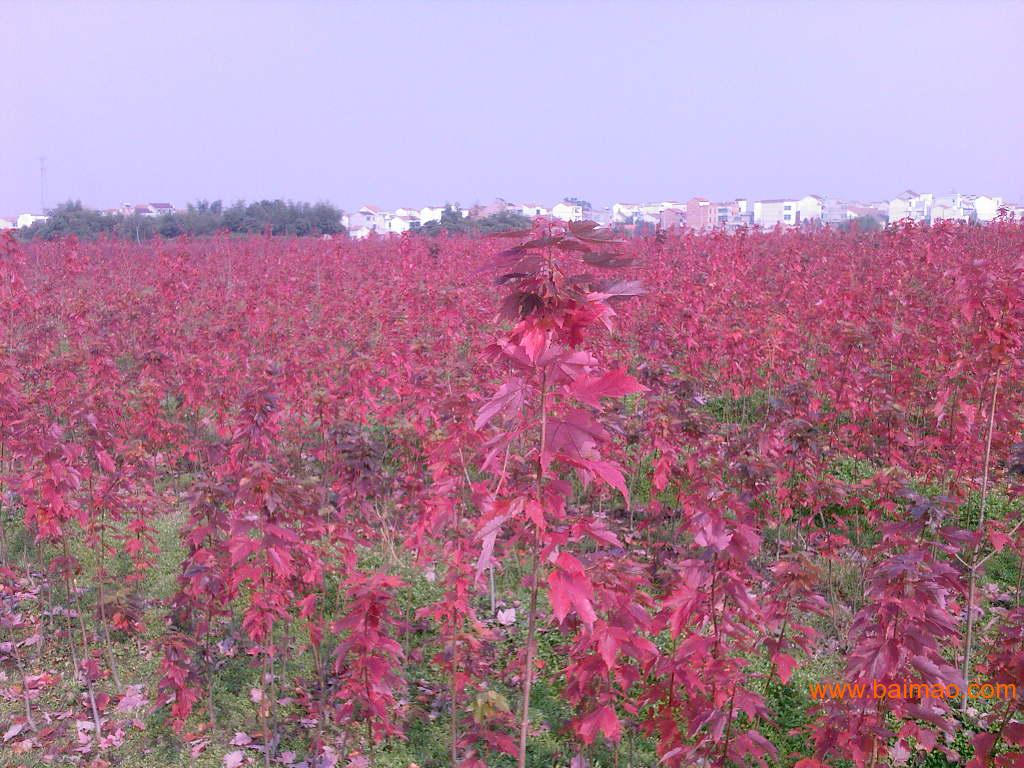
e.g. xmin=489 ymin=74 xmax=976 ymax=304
xmin=347 ymin=205 xmax=389 ymax=237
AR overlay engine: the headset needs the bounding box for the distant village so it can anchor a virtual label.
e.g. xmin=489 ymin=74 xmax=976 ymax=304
xmin=340 ymin=192 xmax=1018 ymax=238
xmin=2 ymin=191 xmax=1019 ymax=237
xmin=1 ymin=202 xmax=177 ymax=232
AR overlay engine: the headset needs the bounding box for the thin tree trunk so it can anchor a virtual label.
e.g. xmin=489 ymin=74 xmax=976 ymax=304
xmin=5 ymin=622 xmax=36 ymax=731
xmin=94 ymin=499 xmax=123 ymax=690
xmin=961 ymin=369 xmax=1000 ymax=713
xmin=61 ymin=538 xmax=103 ymax=736
xmin=517 ymin=540 xmax=542 ymax=768
xmin=518 ymin=370 xmax=549 ymax=768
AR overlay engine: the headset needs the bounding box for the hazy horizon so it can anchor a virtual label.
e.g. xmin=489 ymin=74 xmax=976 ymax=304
xmin=2 ymin=0 xmax=1022 ymax=215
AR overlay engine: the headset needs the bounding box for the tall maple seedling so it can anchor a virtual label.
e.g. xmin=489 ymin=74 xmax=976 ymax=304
xmin=473 ymin=220 xmax=646 ymax=766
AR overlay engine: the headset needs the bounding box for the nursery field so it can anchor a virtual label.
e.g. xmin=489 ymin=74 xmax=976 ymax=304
xmin=0 ymin=221 xmax=1023 ymax=768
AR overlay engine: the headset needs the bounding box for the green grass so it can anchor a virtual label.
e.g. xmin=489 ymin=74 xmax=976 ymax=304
xmin=702 ymin=389 xmax=769 ymax=425
xmin=3 ymin=421 xmax=1023 ymax=767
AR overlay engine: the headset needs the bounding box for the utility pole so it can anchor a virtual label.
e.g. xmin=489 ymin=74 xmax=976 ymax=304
xmin=39 ymin=156 xmax=48 ymax=213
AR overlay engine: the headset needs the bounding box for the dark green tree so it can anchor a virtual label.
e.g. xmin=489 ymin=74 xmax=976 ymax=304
xmin=22 ymin=201 xmax=118 ymax=240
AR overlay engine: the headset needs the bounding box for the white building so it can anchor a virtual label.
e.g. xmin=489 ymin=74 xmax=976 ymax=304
xmin=419 ymin=206 xmax=447 ymax=224
xmin=611 ymin=202 xmax=642 ymax=223
xmin=611 ymin=201 xmax=683 ymax=224
xmin=797 ymin=195 xmax=825 ymax=224
xmin=753 ymin=199 xmax=799 ymax=228
xmin=820 ymin=198 xmax=855 ymax=225
xmin=888 ymin=191 xmax=914 ymax=222
xmin=627 ymin=202 xmax=666 ymax=225
xmin=931 ymin=193 xmax=973 ymax=222
xmin=122 ymin=202 xmax=175 ymax=217
xmin=346 ymin=206 xmax=373 ymax=231
xmin=516 ymin=202 xmax=550 ymax=218
xmin=657 ymin=201 xmax=687 ymax=213
xmin=16 ymin=213 xmax=49 ymax=228
xmin=346 ymin=205 xmax=390 ymax=237
xmin=551 ymin=201 xmax=585 ymax=222
xmin=888 ymin=191 xmax=932 ymax=223
xmin=712 ymin=199 xmax=753 ymax=229
xmin=636 ymin=202 xmax=664 ymax=217
xmin=387 ymin=214 xmax=419 ymax=234
xmin=0 ymin=217 xmax=14 ymax=230
xmin=973 ymin=195 xmax=1004 ymax=222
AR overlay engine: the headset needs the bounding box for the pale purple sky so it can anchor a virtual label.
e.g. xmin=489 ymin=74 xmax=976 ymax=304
xmin=2 ymin=0 xmax=1022 ymax=215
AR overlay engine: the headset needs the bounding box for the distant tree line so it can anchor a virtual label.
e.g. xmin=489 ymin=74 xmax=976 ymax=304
xmin=19 ymin=199 xmax=346 ymax=241
xmin=837 ymin=214 xmax=885 ymax=233
xmin=416 ymin=205 xmax=532 ymax=236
